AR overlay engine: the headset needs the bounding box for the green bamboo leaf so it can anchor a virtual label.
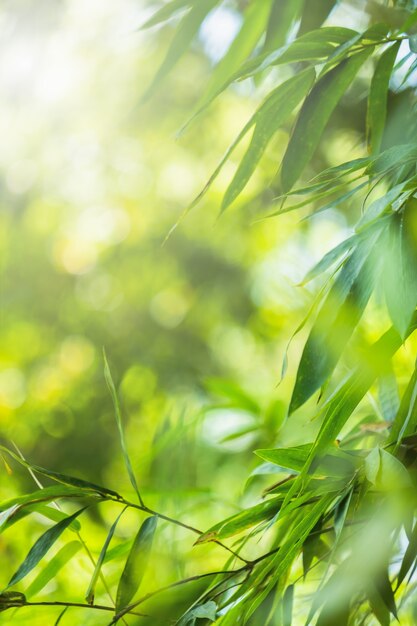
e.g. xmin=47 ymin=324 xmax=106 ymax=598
xmin=288 ymin=313 xmax=417 ymax=498
xmin=374 ymin=569 xmax=398 ymax=619
xmin=282 ymin=584 xmax=294 ymax=626
xmin=297 ymin=0 xmax=338 ymax=36
xmin=280 ymin=48 xmax=374 ymax=192
xmin=0 ymin=505 xmax=19 ymax=531
xmin=142 ymin=0 xmax=217 ymax=101
xmin=221 ymin=68 xmax=315 ymax=211
xmin=389 ymin=365 xmax=417 ymax=445
xmin=103 ymin=350 xmax=143 ymax=505
xmin=190 ymin=68 xmax=315 ymax=211
xmin=365 ymin=448 xmax=411 ymax=490
xmin=256 ymin=445 xmax=356 ymax=477
xmin=301 ymin=235 xmax=356 ymax=285
xmin=290 ymin=232 xmax=380 ymax=413
xmin=86 ymin=508 xmax=126 ymax=605
xmin=378 ymin=367 xmax=399 ymax=422
xmin=397 ymin=522 xmax=417 ymax=589
xmin=196 ymin=496 xmax=283 ymax=543
xmin=7 ymin=508 xmax=86 ymax=589
xmin=26 ymin=541 xmax=81 ymax=598
xmin=141 ymin=0 xmax=192 ymax=29
xmin=0 ymin=485 xmax=99 ymax=513
xmin=315 ymin=599 xmax=350 ymax=626
xmin=0 ymin=445 xmax=121 ymax=500
xmin=384 ymin=209 xmax=417 ymax=339
xmin=367 ymin=42 xmax=400 ymax=154
xmin=193 ymin=0 xmax=272 ymax=116
xmin=263 ymin=0 xmax=304 ymax=53
xmin=366 ymin=143 xmax=417 ymax=176
xmin=115 ymin=515 xmax=157 ymax=612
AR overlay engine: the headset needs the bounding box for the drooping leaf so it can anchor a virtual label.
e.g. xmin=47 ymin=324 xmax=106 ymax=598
xmin=365 ymin=448 xmax=411 ymax=490
xmin=290 ymin=231 xmax=381 ymax=413
xmin=378 ymin=367 xmax=400 ymax=423
xmin=389 ymin=364 xmax=417 ymax=445
xmin=397 ymin=522 xmax=417 ymax=589
xmin=103 ymin=350 xmax=143 ymax=505
xmin=7 ymin=507 xmax=86 ymax=588
xmin=263 ymin=0 xmax=304 ymax=53
xmin=190 ymin=68 xmax=315 ymax=210
xmin=297 ymin=0 xmax=338 ymax=36
xmin=288 ymin=313 xmax=417 ymax=496
xmin=142 ymin=0 xmax=217 ymax=101
xmin=383 ymin=207 xmax=417 ymax=339
xmin=221 ymin=67 xmax=315 ymax=211
xmin=301 ymin=235 xmax=356 ymax=285
xmin=141 ymin=0 xmax=192 ymax=29
xmin=367 ymin=42 xmax=400 ymax=153
xmin=192 ymin=0 xmax=272 ymax=117
xmin=280 ymin=47 xmax=374 ymax=192
xmin=115 ymin=515 xmax=157 ymax=612
xmin=26 ymin=541 xmax=81 ymax=598
xmin=282 ymin=584 xmax=294 ymax=626
xmin=86 ymin=508 xmax=126 ymax=605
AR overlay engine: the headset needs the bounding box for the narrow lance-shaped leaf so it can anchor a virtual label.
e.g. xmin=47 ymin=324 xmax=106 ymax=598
xmin=7 ymin=508 xmax=86 ymax=589
xmin=221 ymin=67 xmax=315 ymax=211
xmin=0 ymin=445 xmax=120 ymax=500
xmin=142 ymin=0 xmax=217 ymax=101
xmin=140 ymin=0 xmax=192 ymax=29
xmin=190 ymin=68 xmax=315 ymax=211
xmin=263 ymin=0 xmax=304 ymax=52
xmin=191 ymin=0 xmax=272 ymax=118
xmin=280 ymin=47 xmax=374 ymax=192
xmin=383 ymin=206 xmax=417 ymax=339
xmin=367 ymin=42 xmax=400 ymax=154
xmin=290 ymin=230 xmax=381 ymax=414
xmin=116 ymin=515 xmax=157 ymax=612
xmin=282 ymin=584 xmax=294 ymax=626
xmin=26 ymin=541 xmax=82 ymax=599
xmin=389 ymin=363 xmax=417 ymax=446
xmin=86 ymin=508 xmax=126 ymax=605
xmin=103 ymin=350 xmax=144 ymax=505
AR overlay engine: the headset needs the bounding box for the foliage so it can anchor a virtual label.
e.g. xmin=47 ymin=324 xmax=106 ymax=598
xmin=2 ymin=0 xmax=417 ymax=624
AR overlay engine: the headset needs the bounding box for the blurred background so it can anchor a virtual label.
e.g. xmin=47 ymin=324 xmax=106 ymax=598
xmin=1 ymin=1 xmax=417 ymax=624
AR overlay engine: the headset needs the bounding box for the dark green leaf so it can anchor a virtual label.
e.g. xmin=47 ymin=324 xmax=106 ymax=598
xmin=280 ymin=48 xmax=374 ymax=192
xmin=7 ymin=508 xmax=86 ymax=588
xmin=367 ymin=42 xmax=400 ymax=153
xmin=115 ymin=515 xmax=157 ymax=612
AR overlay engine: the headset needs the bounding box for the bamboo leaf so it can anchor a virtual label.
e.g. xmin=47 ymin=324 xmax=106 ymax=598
xmin=282 ymin=584 xmax=294 ymax=626
xmin=389 ymin=364 xmax=417 ymax=445
xmin=86 ymin=508 xmax=126 ymax=605
xmin=196 ymin=497 xmax=282 ymax=543
xmin=115 ymin=515 xmax=157 ymax=612
xmin=367 ymin=42 xmax=400 ymax=154
xmin=26 ymin=541 xmax=81 ymax=598
xmin=192 ymin=0 xmax=272 ymax=116
xmin=190 ymin=68 xmax=315 ymax=211
xmin=384 ymin=209 xmax=417 ymax=339
xmin=0 ymin=445 xmax=120 ymax=500
xmin=141 ymin=0 xmax=192 ymax=29
xmin=290 ymin=232 xmax=380 ymax=413
xmin=301 ymin=235 xmax=356 ymax=285
xmin=280 ymin=48 xmax=374 ymax=192
xmin=221 ymin=67 xmax=315 ymax=211
xmin=142 ymin=0 xmax=217 ymax=101
xmin=103 ymin=350 xmax=143 ymax=505
xmin=7 ymin=508 xmax=86 ymax=589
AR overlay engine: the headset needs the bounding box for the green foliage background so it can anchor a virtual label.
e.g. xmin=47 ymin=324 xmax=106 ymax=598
xmin=2 ymin=0 xmax=417 ymax=624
